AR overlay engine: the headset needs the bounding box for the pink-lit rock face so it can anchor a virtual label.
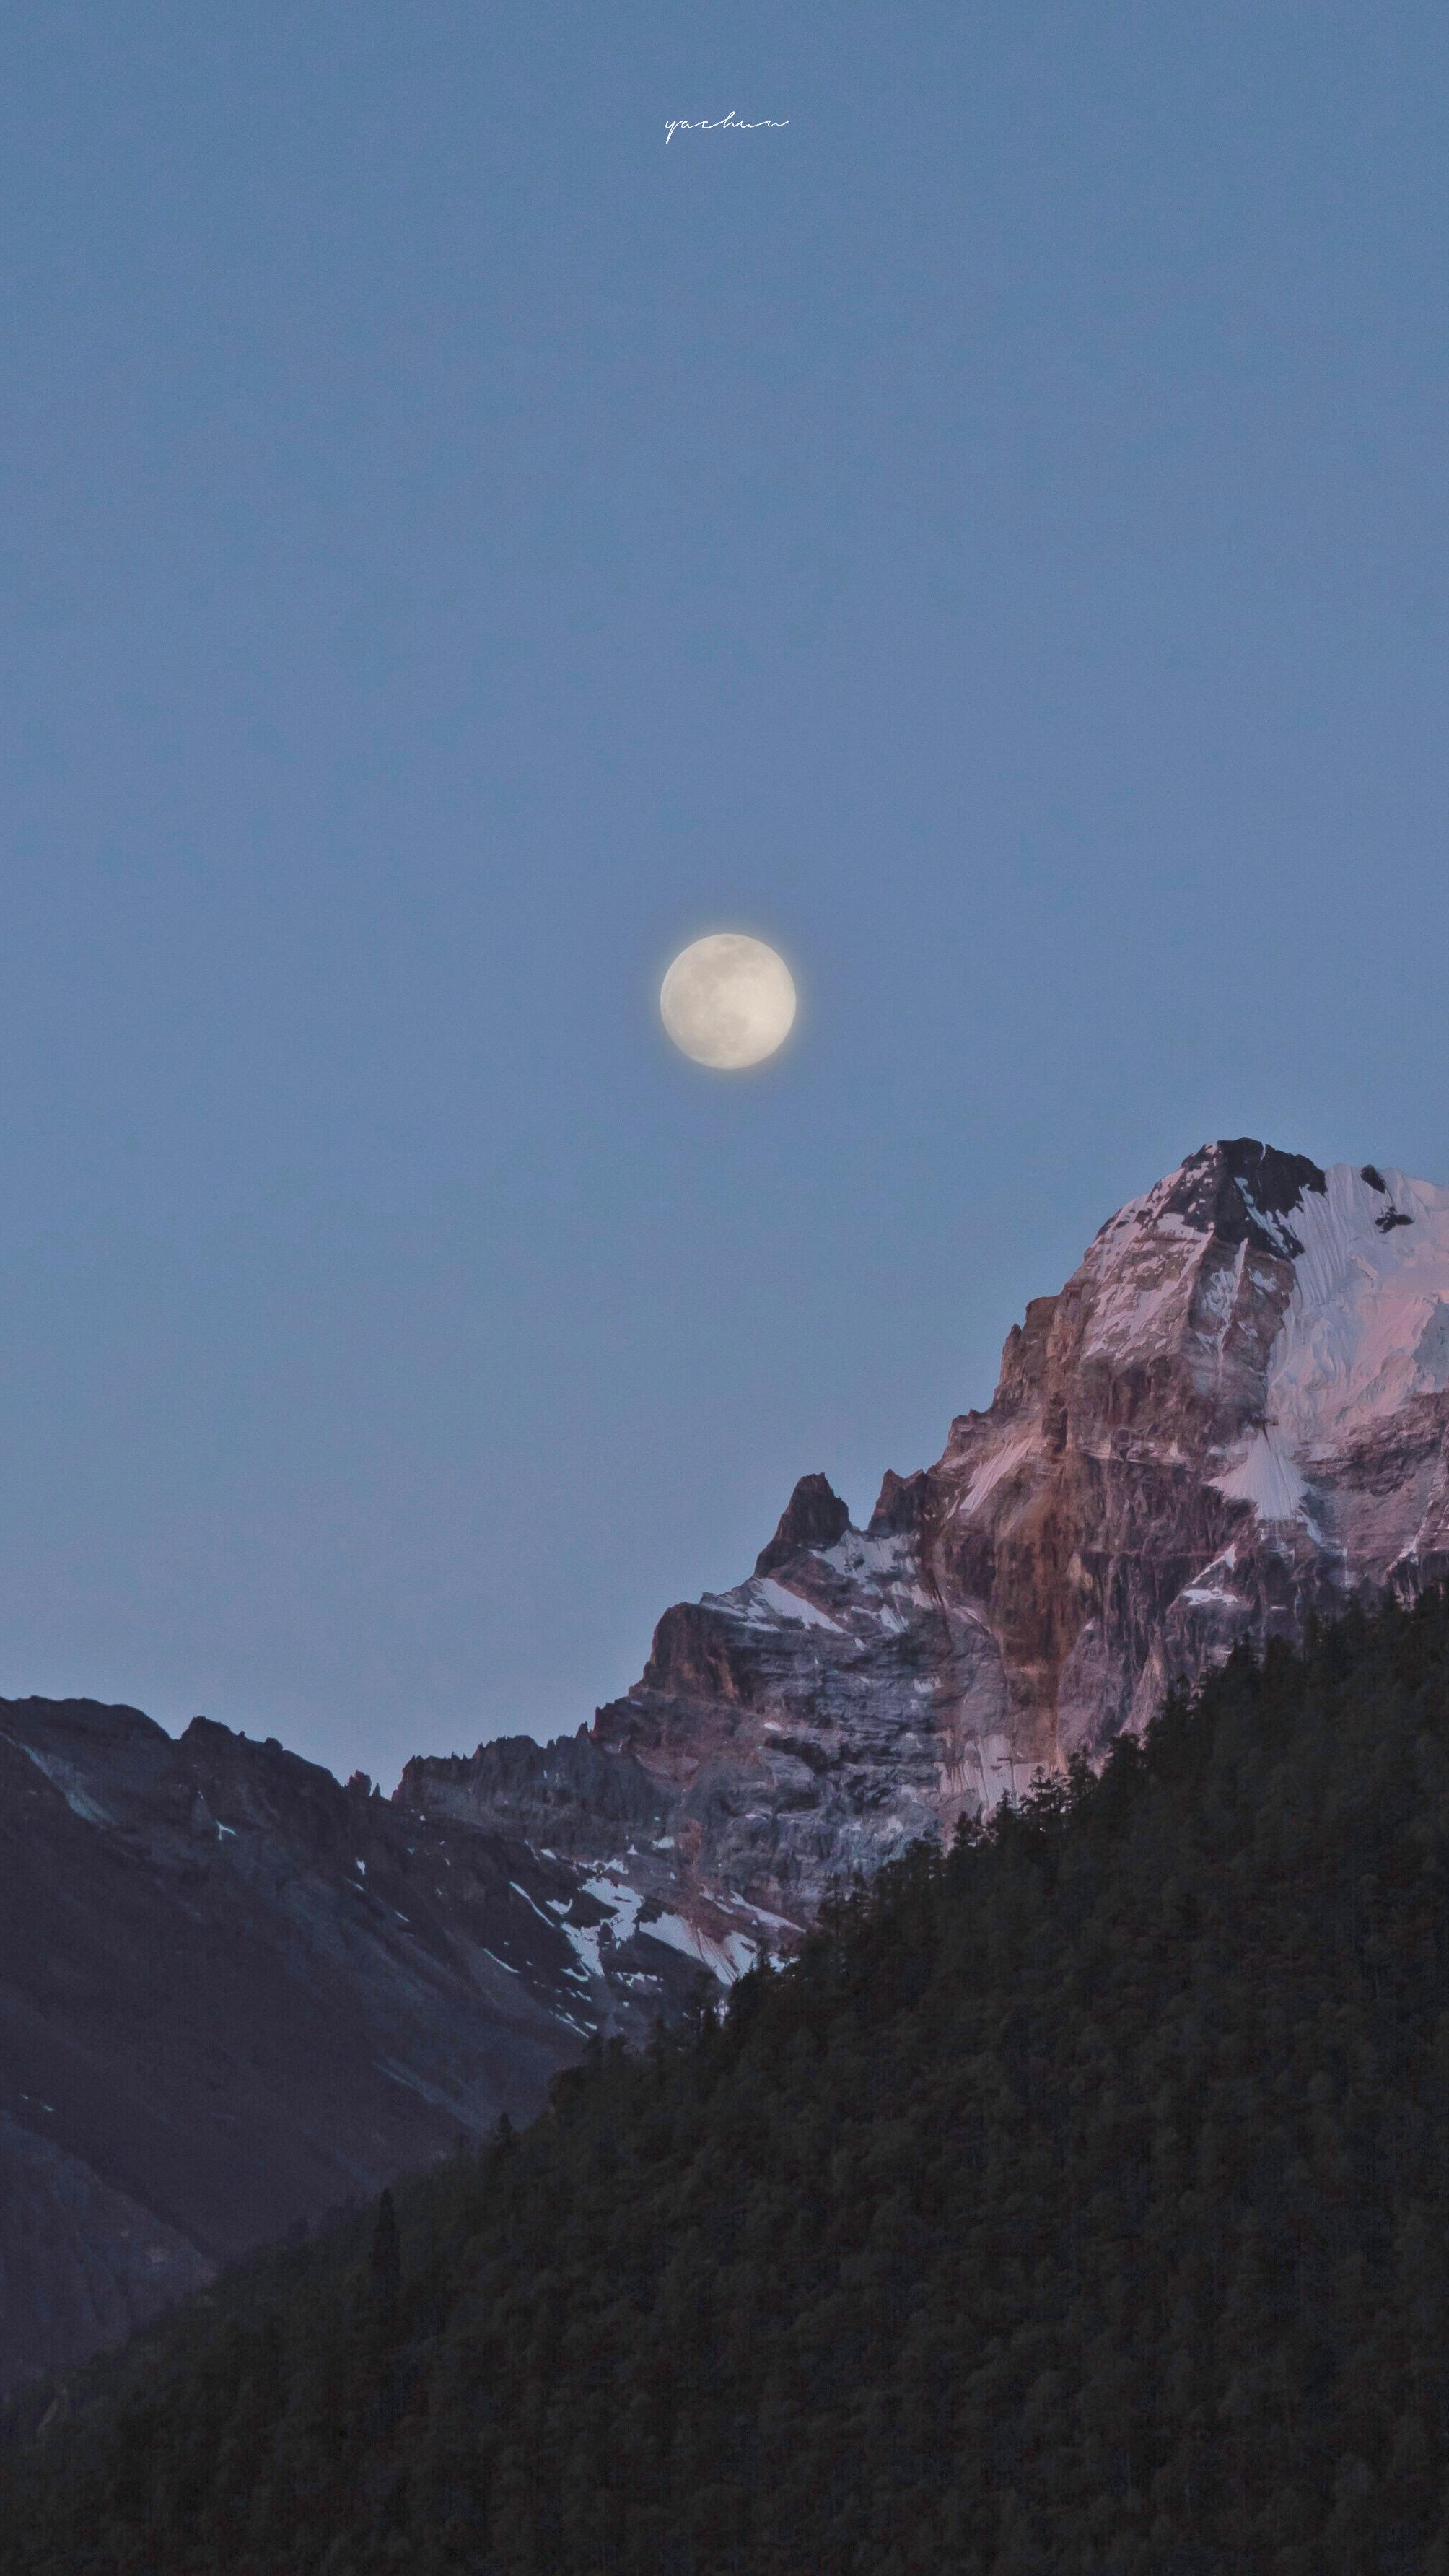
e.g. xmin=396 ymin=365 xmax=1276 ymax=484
xmin=416 ymin=1143 xmax=1449 ymax=1927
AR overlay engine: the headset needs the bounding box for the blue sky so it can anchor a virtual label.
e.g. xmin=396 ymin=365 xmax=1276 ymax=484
xmin=0 ymin=2 xmax=1445 ymax=1784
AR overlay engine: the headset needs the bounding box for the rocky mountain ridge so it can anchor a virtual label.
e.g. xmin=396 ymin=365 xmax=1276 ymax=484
xmin=403 ymin=1140 xmax=1449 ymax=1929
xmin=0 ymin=1696 xmax=712 ymax=2400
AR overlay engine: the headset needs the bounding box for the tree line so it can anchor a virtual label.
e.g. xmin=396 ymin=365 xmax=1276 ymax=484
xmin=6 ymin=1590 xmax=1449 ymax=2571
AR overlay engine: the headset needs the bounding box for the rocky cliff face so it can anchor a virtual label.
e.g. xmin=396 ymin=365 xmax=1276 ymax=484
xmin=0 ymin=1698 xmax=711 ymax=2401
xmin=405 ymin=1142 xmax=1449 ymax=1929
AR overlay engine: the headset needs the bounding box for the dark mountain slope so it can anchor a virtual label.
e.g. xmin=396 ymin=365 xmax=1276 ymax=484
xmin=0 ymin=1697 xmax=708 ymax=2400
xmin=8 ymin=1592 xmax=1449 ymax=2574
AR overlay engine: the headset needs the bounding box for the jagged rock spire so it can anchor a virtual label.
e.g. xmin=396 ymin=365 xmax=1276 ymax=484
xmin=754 ymin=1473 xmax=851 ymax=1576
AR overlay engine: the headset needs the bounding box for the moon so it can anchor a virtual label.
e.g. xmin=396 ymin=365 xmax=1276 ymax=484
xmin=660 ymin=933 xmax=797 ymax=1070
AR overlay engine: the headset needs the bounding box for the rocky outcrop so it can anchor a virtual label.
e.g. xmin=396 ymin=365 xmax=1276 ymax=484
xmin=755 ymin=1474 xmax=852 ymax=1574
xmin=406 ymin=1142 xmax=1449 ymax=1929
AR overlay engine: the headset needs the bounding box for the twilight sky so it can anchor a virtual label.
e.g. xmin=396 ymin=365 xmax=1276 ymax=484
xmin=0 ymin=2 xmax=1445 ymax=1787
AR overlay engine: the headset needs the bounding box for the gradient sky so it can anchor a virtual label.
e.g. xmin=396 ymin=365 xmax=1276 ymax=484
xmin=0 ymin=2 xmax=1445 ymax=1787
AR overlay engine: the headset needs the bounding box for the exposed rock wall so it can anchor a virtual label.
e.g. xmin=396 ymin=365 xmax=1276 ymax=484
xmin=412 ymin=1143 xmax=1449 ymax=1929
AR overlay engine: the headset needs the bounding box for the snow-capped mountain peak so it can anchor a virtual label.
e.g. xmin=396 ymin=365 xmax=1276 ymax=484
xmin=419 ymin=1140 xmax=1449 ymax=1927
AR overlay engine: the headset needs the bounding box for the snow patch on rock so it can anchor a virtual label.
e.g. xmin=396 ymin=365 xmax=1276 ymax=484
xmin=3 ymin=1737 xmax=115 ymax=1828
xmin=1263 ymin=1163 xmax=1449 ymax=1448
xmin=641 ymin=1911 xmax=757 ymax=1983
xmin=751 ymin=1579 xmax=846 ymax=1632
xmin=1209 ymin=1430 xmax=1308 ymax=1523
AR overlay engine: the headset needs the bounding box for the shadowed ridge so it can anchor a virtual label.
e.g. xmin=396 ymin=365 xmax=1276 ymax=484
xmin=754 ymin=1473 xmax=851 ymax=1576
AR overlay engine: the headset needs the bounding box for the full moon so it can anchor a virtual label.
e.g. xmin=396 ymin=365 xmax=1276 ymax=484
xmin=660 ymin=933 xmax=797 ymax=1070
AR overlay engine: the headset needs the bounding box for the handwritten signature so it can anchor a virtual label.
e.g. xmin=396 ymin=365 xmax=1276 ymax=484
xmin=665 ymin=111 xmax=789 ymax=145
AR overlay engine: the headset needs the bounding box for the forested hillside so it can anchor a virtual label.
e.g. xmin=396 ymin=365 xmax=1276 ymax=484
xmin=8 ymin=1593 xmax=1449 ymax=2574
